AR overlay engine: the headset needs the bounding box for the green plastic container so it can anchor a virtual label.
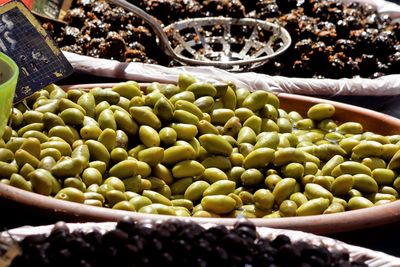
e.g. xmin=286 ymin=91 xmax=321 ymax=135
xmin=0 ymin=52 xmax=19 ymax=139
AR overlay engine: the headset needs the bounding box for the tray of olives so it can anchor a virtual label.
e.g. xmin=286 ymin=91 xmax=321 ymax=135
xmin=1 ymin=73 xmax=400 ymax=234
xmin=42 ymin=0 xmax=400 ymax=99
xmin=1 ymin=218 xmax=400 ymax=266
xmin=49 ymin=0 xmax=400 ymax=79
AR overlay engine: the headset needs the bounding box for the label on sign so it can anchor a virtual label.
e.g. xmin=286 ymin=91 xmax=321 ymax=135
xmin=32 ymin=0 xmax=72 ymax=20
xmin=0 ymin=0 xmax=72 ymax=19
xmin=0 ymin=1 xmax=73 ymax=103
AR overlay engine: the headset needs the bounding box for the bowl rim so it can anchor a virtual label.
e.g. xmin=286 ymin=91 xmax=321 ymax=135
xmin=1 ymin=181 xmax=400 ymax=234
xmin=0 ymin=52 xmax=19 ymax=89
xmin=2 ymin=83 xmax=400 ymax=235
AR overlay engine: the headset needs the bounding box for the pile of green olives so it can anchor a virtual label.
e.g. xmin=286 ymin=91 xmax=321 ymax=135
xmin=1 ymin=73 xmax=399 ymax=218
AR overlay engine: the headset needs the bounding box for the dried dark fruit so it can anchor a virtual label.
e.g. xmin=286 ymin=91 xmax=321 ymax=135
xmin=256 ymin=1 xmax=281 ymax=19
xmin=41 ymin=0 xmax=399 ymax=79
xmin=202 ymin=0 xmax=246 ymax=18
xmin=10 ymin=219 xmax=369 ymax=267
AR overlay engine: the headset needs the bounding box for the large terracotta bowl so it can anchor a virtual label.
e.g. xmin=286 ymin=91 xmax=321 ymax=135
xmin=1 ymin=83 xmax=400 ymax=235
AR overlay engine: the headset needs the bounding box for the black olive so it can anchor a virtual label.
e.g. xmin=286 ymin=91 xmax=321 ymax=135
xmin=234 ymin=217 xmax=257 ymax=231
xmin=82 ymin=20 xmax=110 ymax=38
xmin=345 ymin=15 xmax=362 ymax=30
xmin=335 ymin=19 xmax=351 ymax=39
xmin=271 ymin=234 xmax=291 ymax=248
xmin=344 ymin=59 xmax=360 ymax=77
xmin=276 ymin=244 xmax=302 ymax=267
xmin=374 ymin=32 xmax=395 ymax=56
xmin=388 ymin=52 xmax=400 ymax=74
xmin=293 ymin=58 xmax=313 ymax=77
xmin=335 ymin=39 xmax=355 ymax=57
xmin=359 ymin=54 xmax=378 ymax=76
xmin=63 ymin=7 xmax=87 ymax=28
xmin=313 ymin=3 xmax=330 ymax=20
xmin=276 ymin=0 xmax=298 ymax=13
xmin=328 ymin=57 xmax=345 ymax=78
xmin=299 ymin=0 xmax=318 ymax=16
xmin=91 ymin=1 xmax=111 ymax=17
xmin=258 ymin=3 xmax=281 ymax=19
xmin=327 ymin=8 xmax=343 ymax=23
xmin=202 ymin=0 xmax=246 ymax=18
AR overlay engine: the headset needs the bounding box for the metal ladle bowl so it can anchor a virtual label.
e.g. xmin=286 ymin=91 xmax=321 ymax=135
xmin=111 ymin=0 xmax=292 ymax=72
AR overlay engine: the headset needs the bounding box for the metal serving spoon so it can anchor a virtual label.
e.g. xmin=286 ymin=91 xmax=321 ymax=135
xmin=110 ymin=0 xmax=292 ymax=72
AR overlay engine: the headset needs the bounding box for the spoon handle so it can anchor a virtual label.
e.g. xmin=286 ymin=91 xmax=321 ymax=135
xmin=108 ymin=0 xmax=176 ymax=58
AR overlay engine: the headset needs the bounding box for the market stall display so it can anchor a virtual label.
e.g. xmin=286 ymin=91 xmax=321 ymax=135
xmin=1 ymin=0 xmax=400 ymax=263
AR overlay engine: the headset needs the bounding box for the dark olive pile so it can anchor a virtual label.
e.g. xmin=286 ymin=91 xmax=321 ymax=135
xmin=46 ymin=0 xmax=400 ymax=78
xmin=257 ymin=0 xmax=400 ymax=78
xmin=9 ymin=218 xmax=368 ymax=267
xmin=43 ymin=0 xmax=165 ymax=63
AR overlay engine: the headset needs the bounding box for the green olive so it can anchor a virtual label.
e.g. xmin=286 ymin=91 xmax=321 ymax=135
xmin=348 ymin=196 xmax=374 ymax=210
xmin=142 ymin=190 xmax=172 ymax=206
xmin=186 ymin=82 xmax=217 ymax=98
xmin=201 ymin=195 xmax=236 ymax=214
xmin=172 ymin=160 xmax=205 ymax=178
xmin=297 ymin=198 xmax=330 ymax=216
xmin=199 ymin=134 xmax=232 ymax=156
xmin=307 ymin=103 xmax=335 ymax=121
xmin=201 ymin=167 xmax=228 ymax=183
xmin=272 ymin=178 xmax=297 ymax=205
xmin=279 ymin=200 xmax=298 ymax=217
xmin=253 ymin=189 xmax=274 ymax=211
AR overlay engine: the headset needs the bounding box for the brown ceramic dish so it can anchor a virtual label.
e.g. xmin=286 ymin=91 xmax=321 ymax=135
xmin=1 ymin=83 xmax=400 ymax=235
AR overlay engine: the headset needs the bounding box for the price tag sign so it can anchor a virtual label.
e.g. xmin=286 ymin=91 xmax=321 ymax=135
xmin=32 ymin=0 xmax=72 ymax=20
xmin=0 ymin=0 xmax=73 ymax=103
